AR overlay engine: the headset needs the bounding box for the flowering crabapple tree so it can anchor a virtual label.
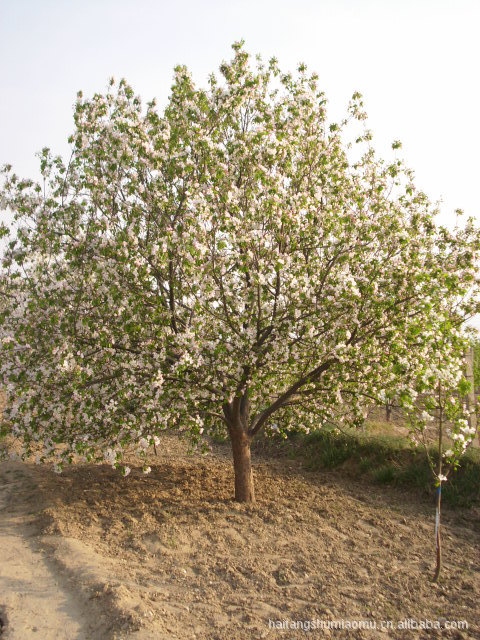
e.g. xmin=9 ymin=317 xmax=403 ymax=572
xmin=1 ymin=43 xmax=480 ymax=502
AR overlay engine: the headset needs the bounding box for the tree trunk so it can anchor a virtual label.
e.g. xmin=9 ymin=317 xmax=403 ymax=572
xmin=465 ymin=347 xmax=478 ymax=445
xmin=385 ymin=402 xmax=392 ymax=422
xmin=230 ymin=427 xmax=255 ymax=503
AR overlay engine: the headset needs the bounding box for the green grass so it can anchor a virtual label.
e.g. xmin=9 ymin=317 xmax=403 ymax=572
xmin=372 ymin=464 xmax=397 ymax=484
xmin=210 ymin=428 xmax=229 ymax=444
xmin=298 ymin=428 xmax=480 ymax=508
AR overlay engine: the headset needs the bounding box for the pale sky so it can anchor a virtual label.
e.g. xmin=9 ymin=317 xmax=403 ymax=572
xmin=1 ymin=0 xmax=479 ymax=227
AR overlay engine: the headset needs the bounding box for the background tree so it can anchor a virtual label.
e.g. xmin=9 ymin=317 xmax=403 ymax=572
xmin=1 ymin=43 xmax=479 ymax=502
xmin=471 ymin=338 xmax=480 ymax=392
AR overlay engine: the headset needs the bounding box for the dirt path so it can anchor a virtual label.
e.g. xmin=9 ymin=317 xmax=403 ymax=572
xmin=0 ymin=463 xmax=88 ymax=639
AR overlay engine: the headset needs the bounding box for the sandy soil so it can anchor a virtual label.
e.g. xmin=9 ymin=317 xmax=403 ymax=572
xmin=0 ymin=463 xmax=96 ymax=638
xmin=0 ymin=433 xmax=479 ymax=639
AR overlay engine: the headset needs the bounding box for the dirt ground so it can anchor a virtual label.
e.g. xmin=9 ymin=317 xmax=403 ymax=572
xmin=0 ymin=433 xmax=479 ymax=639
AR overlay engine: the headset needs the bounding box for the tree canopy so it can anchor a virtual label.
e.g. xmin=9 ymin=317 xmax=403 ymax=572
xmin=1 ymin=43 xmax=479 ymax=501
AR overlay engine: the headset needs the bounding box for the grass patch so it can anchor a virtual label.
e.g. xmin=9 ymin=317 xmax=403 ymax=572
xmin=372 ymin=464 xmax=397 ymax=484
xmin=299 ymin=428 xmax=480 ymax=508
xmin=210 ymin=431 xmax=229 ymax=445
xmin=302 ymin=428 xmax=408 ymax=470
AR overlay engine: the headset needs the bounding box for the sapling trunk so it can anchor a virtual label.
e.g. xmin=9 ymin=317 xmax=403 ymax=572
xmin=433 ymin=484 xmax=442 ymax=582
xmin=433 ymin=382 xmax=443 ymax=583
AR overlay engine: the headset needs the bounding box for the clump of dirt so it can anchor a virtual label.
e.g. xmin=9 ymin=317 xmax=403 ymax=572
xmin=0 ymin=607 xmax=6 ymax=637
xmin=17 ymin=432 xmax=476 ymax=639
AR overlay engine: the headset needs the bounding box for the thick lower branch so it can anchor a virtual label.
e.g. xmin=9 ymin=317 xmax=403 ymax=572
xmin=249 ymin=358 xmax=337 ymax=436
